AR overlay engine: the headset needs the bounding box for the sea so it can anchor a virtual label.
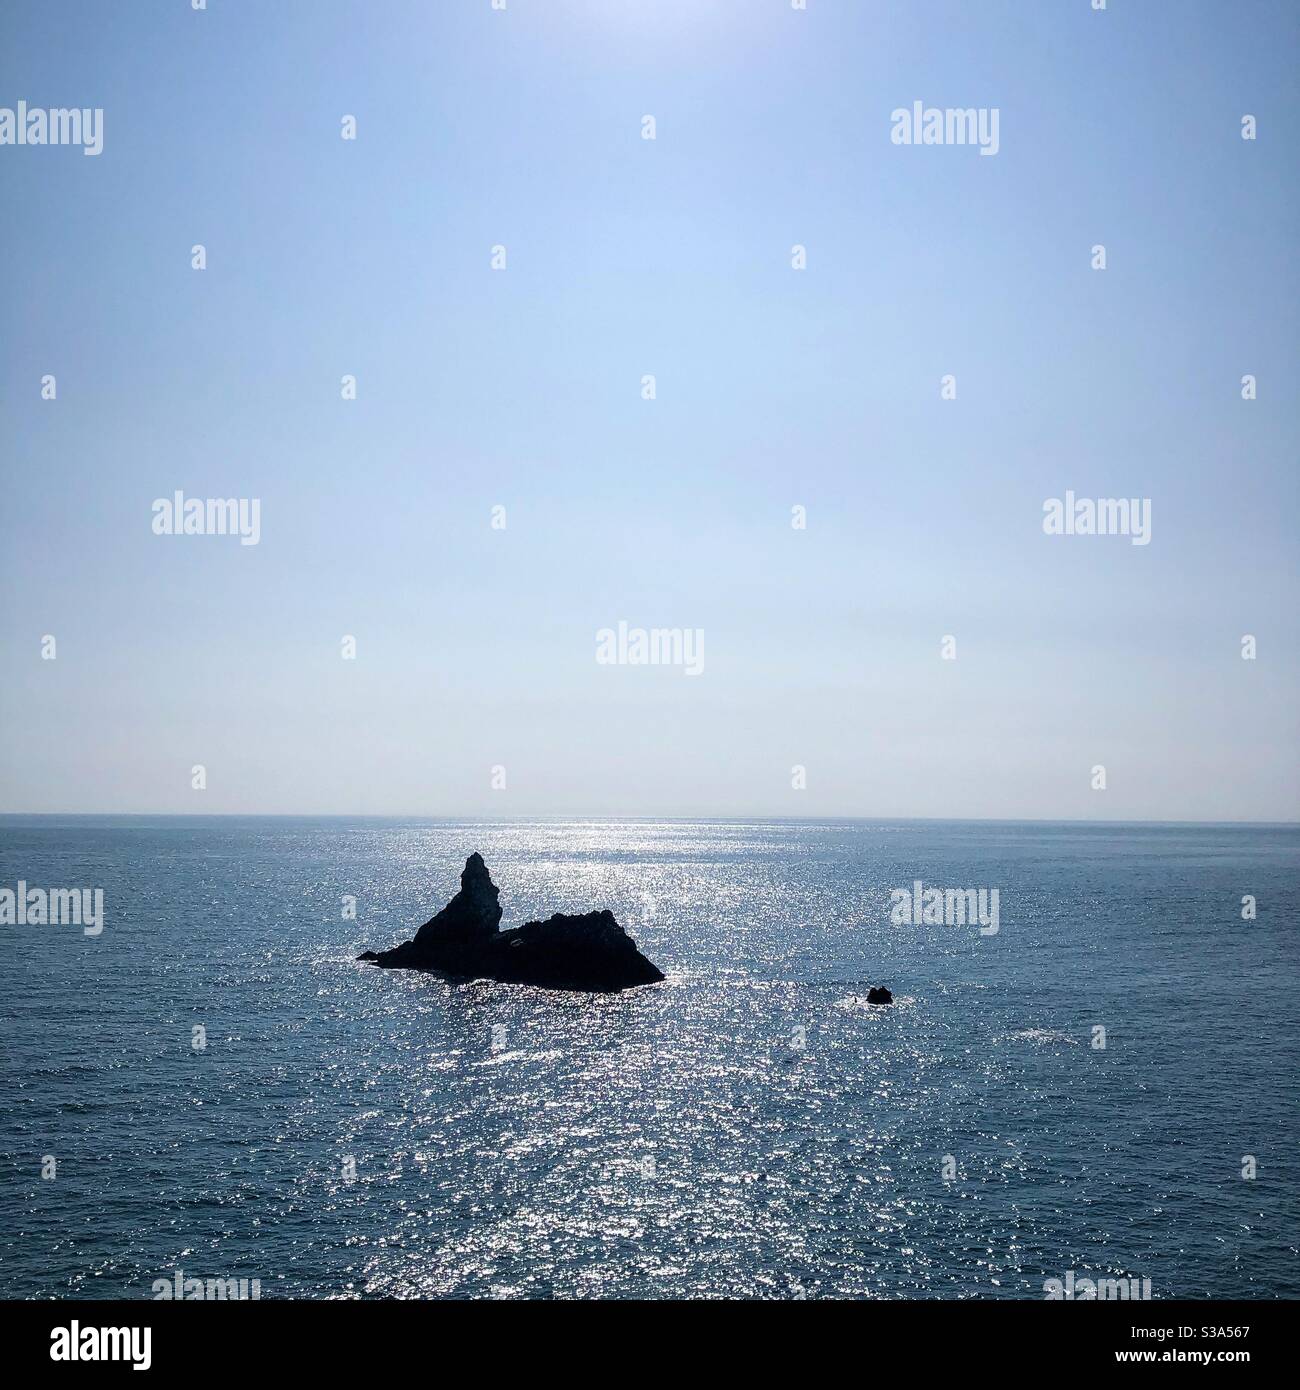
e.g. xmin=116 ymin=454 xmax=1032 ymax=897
xmin=1 ymin=816 xmax=1296 ymax=1300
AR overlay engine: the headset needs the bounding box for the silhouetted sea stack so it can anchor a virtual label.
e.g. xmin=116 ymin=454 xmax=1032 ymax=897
xmin=867 ymin=985 xmax=893 ymax=1005
xmin=357 ymin=853 xmax=665 ymax=994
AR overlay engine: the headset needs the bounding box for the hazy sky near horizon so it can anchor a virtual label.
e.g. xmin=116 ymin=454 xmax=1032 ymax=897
xmin=1 ymin=0 xmax=1297 ymax=820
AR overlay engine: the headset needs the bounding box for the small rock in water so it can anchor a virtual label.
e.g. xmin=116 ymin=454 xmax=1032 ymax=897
xmin=867 ymin=985 xmax=893 ymax=1005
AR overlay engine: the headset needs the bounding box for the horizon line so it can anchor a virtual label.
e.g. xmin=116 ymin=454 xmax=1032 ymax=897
xmin=0 ymin=812 xmax=1296 ymax=828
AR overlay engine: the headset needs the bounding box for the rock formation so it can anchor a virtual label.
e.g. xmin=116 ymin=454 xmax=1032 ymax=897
xmin=358 ymin=853 xmax=664 ymax=994
xmin=867 ymin=985 xmax=893 ymax=1005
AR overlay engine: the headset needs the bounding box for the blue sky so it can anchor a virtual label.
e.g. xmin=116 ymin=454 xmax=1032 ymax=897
xmin=0 ymin=0 xmax=1296 ymax=818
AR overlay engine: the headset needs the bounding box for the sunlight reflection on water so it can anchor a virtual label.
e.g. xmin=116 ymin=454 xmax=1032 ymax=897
xmin=2 ymin=818 xmax=1297 ymax=1298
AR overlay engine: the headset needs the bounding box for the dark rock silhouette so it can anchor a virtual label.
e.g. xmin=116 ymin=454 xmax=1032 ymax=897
xmin=358 ymin=853 xmax=664 ymax=993
xmin=866 ymin=985 xmax=893 ymax=1005
xmin=413 ymin=850 xmax=502 ymax=945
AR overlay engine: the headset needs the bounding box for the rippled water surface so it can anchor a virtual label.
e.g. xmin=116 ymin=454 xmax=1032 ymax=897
xmin=2 ymin=817 xmax=1297 ymax=1299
